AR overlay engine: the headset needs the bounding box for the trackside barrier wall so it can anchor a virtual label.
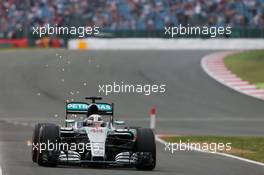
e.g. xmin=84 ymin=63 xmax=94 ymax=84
xmin=68 ymin=38 xmax=264 ymax=50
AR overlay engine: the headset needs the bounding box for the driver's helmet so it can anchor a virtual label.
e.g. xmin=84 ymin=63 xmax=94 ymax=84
xmin=86 ymin=114 xmax=104 ymax=127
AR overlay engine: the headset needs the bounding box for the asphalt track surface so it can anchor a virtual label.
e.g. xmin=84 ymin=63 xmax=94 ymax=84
xmin=0 ymin=49 xmax=264 ymax=175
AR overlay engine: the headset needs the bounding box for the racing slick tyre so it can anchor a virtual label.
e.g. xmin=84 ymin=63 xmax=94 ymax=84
xmin=135 ymin=128 xmax=156 ymax=170
xmin=37 ymin=123 xmax=60 ymax=167
xmin=32 ymin=123 xmax=44 ymax=162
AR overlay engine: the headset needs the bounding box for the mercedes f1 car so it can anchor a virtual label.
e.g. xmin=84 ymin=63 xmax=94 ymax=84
xmin=32 ymin=97 xmax=156 ymax=170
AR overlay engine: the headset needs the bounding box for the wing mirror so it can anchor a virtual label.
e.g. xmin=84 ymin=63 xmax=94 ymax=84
xmin=114 ymin=120 xmax=125 ymax=125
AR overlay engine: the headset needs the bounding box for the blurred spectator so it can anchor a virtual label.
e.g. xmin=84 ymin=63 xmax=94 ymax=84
xmin=0 ymin=0 xmax=264 ymax=38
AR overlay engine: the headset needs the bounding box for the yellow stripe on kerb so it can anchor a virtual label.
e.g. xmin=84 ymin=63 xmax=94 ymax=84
xmin=78 ymin=40 xmax=88 ymax=50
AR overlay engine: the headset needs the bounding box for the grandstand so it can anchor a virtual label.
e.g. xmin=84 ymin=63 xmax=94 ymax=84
xmin=0 ymin=0 xmax=264 ymax=39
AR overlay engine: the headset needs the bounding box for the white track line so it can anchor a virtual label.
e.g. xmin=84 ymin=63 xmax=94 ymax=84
xmin=155 ymin=135 xmax=167 ymax=145
xmin=235 ymin=85 xmax=256 ymax=89
xmin=243 ymin=89 xmax=264 ymax=93
xmin=0 ymin=166 xmax=2 ymax=175
xmin=155 ymin=135 xmax=264 ymax=167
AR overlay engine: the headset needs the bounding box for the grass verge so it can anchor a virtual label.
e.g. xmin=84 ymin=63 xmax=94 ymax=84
xmin=224 ymin=50 xmax=264 ymax=89
xmin=162 ymin=135 xmax=264 ymax=163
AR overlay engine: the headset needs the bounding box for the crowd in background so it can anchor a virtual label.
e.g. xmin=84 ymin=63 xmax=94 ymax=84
xmin=0 ymin=0 xmax=264 ymax=38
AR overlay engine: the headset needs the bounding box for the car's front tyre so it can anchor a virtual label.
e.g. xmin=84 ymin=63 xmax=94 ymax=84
xmin=37 ymin=123 xmax=60 ymax=167
xmin=135 ymin=128 xmax=156 ymax=170
xmin=32 ymin=123 xmax=44 ymax=163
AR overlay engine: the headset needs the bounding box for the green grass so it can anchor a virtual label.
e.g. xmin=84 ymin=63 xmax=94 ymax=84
xmin=256 ymin=83 xmax=264 ymax=89
xmin=224 ymin=50 xmax=264 ymax=89
xmin=163 ymin=136 xmax=264 ymax=163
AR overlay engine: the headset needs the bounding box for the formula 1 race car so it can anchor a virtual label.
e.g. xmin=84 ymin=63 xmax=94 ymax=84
xmin=31 ymin=97 xmax=156 ymax=170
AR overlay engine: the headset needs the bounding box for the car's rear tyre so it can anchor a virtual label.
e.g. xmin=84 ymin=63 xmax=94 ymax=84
xmin=135 ymin=128 xmax=156 ymax=170
xmin=37 ymin=123 xmax=60 ymax=167
xmin=32 ymin=123 xmax=44 ymax=162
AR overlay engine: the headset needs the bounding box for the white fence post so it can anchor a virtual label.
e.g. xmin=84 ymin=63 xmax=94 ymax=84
xmin=150 ymin=107 xmax=156 ymax=130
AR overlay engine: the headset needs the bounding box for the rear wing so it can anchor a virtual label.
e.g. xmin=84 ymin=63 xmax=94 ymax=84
xmin=66 ymin=102 xmax=114 ymax=115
